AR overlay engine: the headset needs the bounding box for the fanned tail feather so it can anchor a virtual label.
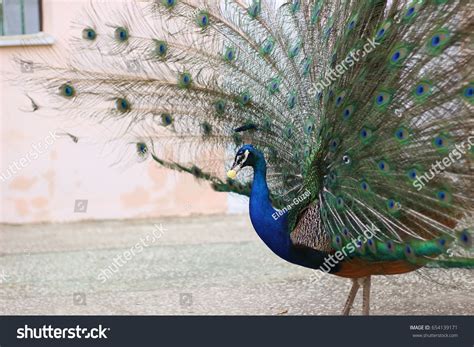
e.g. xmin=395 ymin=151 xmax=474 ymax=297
xmin=8 ymin=0 xmax=473 ymax=270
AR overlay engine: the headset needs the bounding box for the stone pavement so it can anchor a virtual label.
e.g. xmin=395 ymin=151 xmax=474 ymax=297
xmin=0 ymin=215 xmax=472 ymax=315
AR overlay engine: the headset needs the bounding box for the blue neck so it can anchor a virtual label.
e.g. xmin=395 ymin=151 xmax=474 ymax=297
xmin=249 ymin=159 xmax=292 ymax=261
xmin=248 ymin=156 xmax=329 ymax=270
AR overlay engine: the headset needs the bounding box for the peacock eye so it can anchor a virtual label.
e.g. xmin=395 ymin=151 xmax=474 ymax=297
xmin=59 ymin=83 xmax=75 ymax=98
xmin=161 ymin=113 xmax=173 ymax=126
xmin=248 ymin=1 xmax=261 ymax=18
xmin=82 ymin=28 xmax=96 ymax=41
xmin=178 ymin=72 xmax=192 ymax=88
xmin=224 ymin=47 xmax=236 ymax=62
xmin=115 ymin=98 xmax=130 ymax=112
xmin=342 ymin=154 xmax=351 ymax=164
xmin=114 ymin=27 xmax=129 ymax=42
xmin=162 ymin=0 xmax=176 ymax=8
xmin=196 ymin=11 xmax=210 ymax=28
xmin=136 ymin=142 xmax=148 ymax=158
xmin=155 ymin=40 xmax=168 ymax=57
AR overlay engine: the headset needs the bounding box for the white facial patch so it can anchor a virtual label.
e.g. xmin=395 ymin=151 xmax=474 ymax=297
xmin=234 ymin=149 xmax=250 ymax=172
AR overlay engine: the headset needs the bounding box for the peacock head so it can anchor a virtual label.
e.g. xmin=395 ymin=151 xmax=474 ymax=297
xmin=227 ymin=144 xmax=263 ymax=179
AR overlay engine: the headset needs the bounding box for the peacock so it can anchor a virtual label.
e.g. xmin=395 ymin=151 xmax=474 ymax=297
xmin=12 ymin=0 xmax=474 ymax=315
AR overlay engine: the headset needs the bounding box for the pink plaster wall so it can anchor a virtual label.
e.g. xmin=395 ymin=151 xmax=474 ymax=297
xmin=0 ymin=0 xmax=228 ymax=224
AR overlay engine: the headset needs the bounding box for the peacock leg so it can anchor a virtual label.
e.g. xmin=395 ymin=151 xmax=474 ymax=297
xmin=342 ymin=278 xmax=360 ymax=315
xmin=361 ymin=276 xmax=371 ymax=315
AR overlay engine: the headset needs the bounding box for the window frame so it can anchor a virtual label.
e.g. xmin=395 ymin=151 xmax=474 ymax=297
xmin=0 ymin=0 xmax=54 ymax=47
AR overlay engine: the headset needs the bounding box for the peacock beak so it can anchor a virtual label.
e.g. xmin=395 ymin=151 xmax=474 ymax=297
xmin=227 ymin=169 xmax=238 ymax=179
xmin=227 ymin=150 xmax=249 ymax=179
xmin=227 ymin=161 xmax=243 ymax=179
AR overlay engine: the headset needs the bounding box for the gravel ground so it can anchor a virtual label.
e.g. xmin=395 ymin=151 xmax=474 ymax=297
xmin=0 ymin=214 xmax=472 ymax=315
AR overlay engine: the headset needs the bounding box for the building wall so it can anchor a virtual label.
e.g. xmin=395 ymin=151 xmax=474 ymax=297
xmin=0 ymin=0 xmax=232 ymax=224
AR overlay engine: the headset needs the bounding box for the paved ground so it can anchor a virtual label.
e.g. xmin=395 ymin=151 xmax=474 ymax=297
xmin=0 ymin=214 xmax=473 ymax=315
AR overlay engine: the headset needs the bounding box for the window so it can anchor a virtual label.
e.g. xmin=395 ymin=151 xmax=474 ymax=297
xmin=0 ymin=0 xmax=42 ymax=36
